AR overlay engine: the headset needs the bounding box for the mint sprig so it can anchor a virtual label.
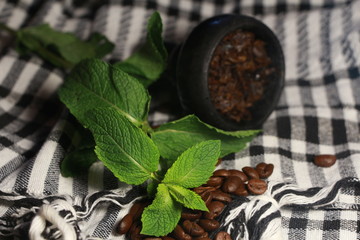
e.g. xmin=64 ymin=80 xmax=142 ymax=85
xmin=141 ymin=140 xmax=219 ymax=236
xmin=1 ymin=12 xmax=260 ymax=236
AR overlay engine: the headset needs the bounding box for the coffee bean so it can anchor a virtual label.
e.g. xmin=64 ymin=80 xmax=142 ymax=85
xmin=130 ymin=201 xmax=148 ymax=220
xmin=233 ymin=182 xmax=248 ymax=196
xmin=213 ymin=169 xmax=230 ymax=177
xmin=200 ymin=191 xmax=213 ymax=207
xmin=215 ymin=231 xmax=232 ymax=240
xmin=194 ymin=237 xmax=211 ymax=240
xmin=162 ymin=237 xmax=175 ymax=240
xmin=222 ymin=176 xmax=242 ymax=193
xmin=203 ymin=211 xmax=216 ymax=220
xmin=242 ymin=167 xmax=259 ymax=179
xmin=314 ymin=155 xmax=336 ymax=167
xmin=117 ymin=214 xmax=133 ymax=235
xmin=193 ymin=186 xmax=216 ymax=195
xmin=255 ymin=163 xmax=274 ymax=178
xmin=128 ymin=220 xmax=139 ymax=235
xmin=204 ymin=201 xmax=225 ymax=219
xmin=129 ymin=202 xmax=142 ymax=216
xmin=228 ymin=169 xmax=248 ymax=182
xmin=182 ymin=220 xmax=205 ymax=237
xmin=181 ymin=209 xmax=202 ymax=220
xmin=144 ymin=238 xmax=162 ymax=240
xmin=247 ymin=178 xmax=267 ymax=195
xmin=211 ymin=189 xmax=232 ymax=203
xmin=193 ymin=231 xmax=209 ymax=240
xmin=196 ymin=231 xmax=209 ymax=238
xmin=206 ymin=176 xmax=224 ymax=187
xmin=198 ymin=219 xmax=220 ymax=232
xmin=129 ymin=224 xmax=142 ymax=240
xmin=173 ymin=224 xmax=192 ymax=240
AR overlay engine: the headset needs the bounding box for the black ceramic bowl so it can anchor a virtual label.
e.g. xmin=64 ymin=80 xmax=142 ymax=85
xmin=175 ymin=14 xmax=285 ymax=130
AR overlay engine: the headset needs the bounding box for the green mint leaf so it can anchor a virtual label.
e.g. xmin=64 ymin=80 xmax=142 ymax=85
xmin=115 ymin=11 xmax=167 ymax=87
xmin=15 ymin=24 xmax=114 ymax=69
xmin=84 ymin=107 xmax=159 ymax=185
xmin=151 ymin=115 xmax=260 ymax=161
xmin=167 ymin=184 xmax=208 ymax=211
xmin=141 ymin=184 xmax=182 ymax=236
xmin=58 ymin=59 xmax=150 ymax=127
xmin=60 ymin=148 xmax=98 ymax=177
xmin=163 ymin=140 xmax=220 ymax=188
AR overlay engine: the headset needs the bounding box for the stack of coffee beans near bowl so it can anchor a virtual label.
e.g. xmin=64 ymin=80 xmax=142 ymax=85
xmin=117 ymin=161 xmax=274 ymax=240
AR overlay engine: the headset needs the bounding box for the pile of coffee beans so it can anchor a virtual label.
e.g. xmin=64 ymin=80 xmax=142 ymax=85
xmin=117 ymin=162 xmax=274 ymax=240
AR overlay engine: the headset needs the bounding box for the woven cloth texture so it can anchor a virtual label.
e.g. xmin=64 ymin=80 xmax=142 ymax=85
xmin=0 ymin=0 xmax=359 ymax=239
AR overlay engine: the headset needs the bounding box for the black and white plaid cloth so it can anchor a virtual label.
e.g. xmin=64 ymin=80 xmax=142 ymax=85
xmin=0 ymin=0 xmax=359 ymax=239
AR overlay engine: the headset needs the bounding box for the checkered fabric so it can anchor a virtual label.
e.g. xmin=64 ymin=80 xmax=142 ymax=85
xmin=0 ymin=0 xmax=359 ymax=239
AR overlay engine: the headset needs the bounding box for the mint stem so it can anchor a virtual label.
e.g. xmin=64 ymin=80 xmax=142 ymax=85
xmin=0 ymin=23 xmax=16 ymax=35
xmin=151 ymin=172 xmax=162 ymax=182
xmin=34 ymin=45 xmax=74 ymax=69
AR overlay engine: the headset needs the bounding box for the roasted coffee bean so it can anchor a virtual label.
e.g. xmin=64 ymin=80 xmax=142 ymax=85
xmin=193 ymin=231 xmax=209 ymax=240
xmin=228 ymin=169 xmax=248 ymax=182
xmin=129 ymin=224 xmax=142 ymax=240
xmin=130 ymin=201 xmax=148 ymax=220
xmin=255 ymin=163 xmax=274 ymax=178
xmin=194 ymin=237 xmax=211 ymax=240
xmin=198 ymin=219 xmax=220 ymax=232
xmin=203 ymin=211 xmax=216 ymax=220
xmin=211 ymin=189 xmax=232 ymax=202
xmin=193 ymin=186 xmax=216 ymax=195
xmin=117 ymin=213 xmax=133 ymax=235
xmin=162 ymin=237 xmax=175 ymax=240
xmin=195 ymin=231 xmax=209 ymax=239
xmin=181 ymin=209 xmax=202 ymax=220
xmin=215 ymin=231 xmax=232 ymax=240
xmin=173 ymin=224 xmax=192 ymax=240
xmin=233 ymin=182 xmax=249 ymax=196
xmin=200 ymin=191 xmax=213 ymax=207
xmin=129 ymin=202 xmax=142 ymax=216
xmin=242 ymin=167 xmax=259 ymax=179
xmin=206 ymin=176 xmax=224 ymax=187
xmin=314 ymin=155 xmax=336 ymax=167
xmin=247 ymin=178 xmax=267 ymax=195
xmin=222 ymin=176 xmax=242 ymax=193
xmin=182 ymin=220 xmax=205 ymax=237
xmin=144 ymin=238 xmax=162 ymax=240
xmin=213 ymin=169 xmax=230 ymax=177
xmin=204 ymin=201 xmax=225 ymax=219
